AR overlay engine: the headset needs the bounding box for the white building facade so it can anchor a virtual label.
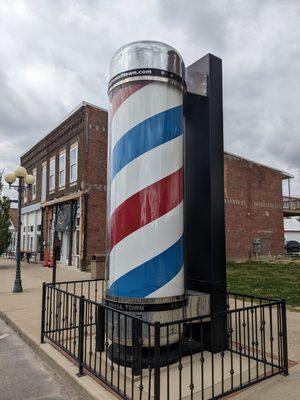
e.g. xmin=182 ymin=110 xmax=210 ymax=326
xmin=21 ymin=202 xmax=42 ymax=258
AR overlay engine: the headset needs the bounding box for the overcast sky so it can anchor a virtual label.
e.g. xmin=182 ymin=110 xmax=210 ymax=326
xmin=1 ymin=0 xmax=300 ymax=198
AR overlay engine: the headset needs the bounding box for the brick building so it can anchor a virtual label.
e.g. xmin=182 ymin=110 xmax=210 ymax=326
xmin=224 ymin=152 xmax=290 ymax=260
xmin=20 ymin=102 xmax=107 ymax=269
xmin=20 ymin=102 xmax=290 ymax=266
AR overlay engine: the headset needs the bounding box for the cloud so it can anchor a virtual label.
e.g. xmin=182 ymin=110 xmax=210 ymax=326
xmin=1 ymin=0 xmax=300 ymax=197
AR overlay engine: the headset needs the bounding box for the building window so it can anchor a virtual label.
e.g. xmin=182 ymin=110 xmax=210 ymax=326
xmin=59 ymin=150 xmax=66 ymax=188
xmin=49 ymin=157 xmax=55 ymax=192
xmin=41 ymin=163 xmax=47 ymax=201
xmin=70 ymin=143 xmax=78 ymax=183
xmin=23 ymin=188 xmax=27 ymax=204
xmin=32 ymin=168 xmax=37 ymax=200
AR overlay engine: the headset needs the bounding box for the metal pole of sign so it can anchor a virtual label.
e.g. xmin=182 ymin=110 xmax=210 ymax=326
xmin=96 ymin=305 xmax=105 ymax=352
xmin=52 ymin=232 xmax=59 ymax=285
xmin=52 ymin=248 xmax=56 ymax=285
xmin=184 ymin=54 xmax=227 ymax=352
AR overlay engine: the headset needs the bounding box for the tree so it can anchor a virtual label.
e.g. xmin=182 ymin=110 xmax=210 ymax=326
xmin=0 ymin=173 xmax=11 ymax=256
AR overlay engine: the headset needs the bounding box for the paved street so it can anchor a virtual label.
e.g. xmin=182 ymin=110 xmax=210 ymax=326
xmin=0 ymin=317 xmax=80 ymax=400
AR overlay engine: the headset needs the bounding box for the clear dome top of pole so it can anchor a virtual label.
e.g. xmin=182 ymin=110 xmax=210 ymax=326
xmin=109 ymin=40 xmax=185 ymax=85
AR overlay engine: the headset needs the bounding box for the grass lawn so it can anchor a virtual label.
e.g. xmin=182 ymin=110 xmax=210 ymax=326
xmin=227 ymin=260 xmax=300 ymax=309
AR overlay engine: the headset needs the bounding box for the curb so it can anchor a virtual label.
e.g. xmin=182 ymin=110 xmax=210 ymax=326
xmin=0 ymin=310 xmax=116 ymax=400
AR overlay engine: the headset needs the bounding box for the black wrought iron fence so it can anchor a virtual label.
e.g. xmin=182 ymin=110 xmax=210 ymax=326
xmin=41 ymin=280 xmax=288 ymax=400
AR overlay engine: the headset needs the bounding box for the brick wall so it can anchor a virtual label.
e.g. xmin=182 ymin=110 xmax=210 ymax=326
xmin=81 ymin=105 xmax=108 ymax=259
xmin=224 ymin=153 xmax=285 ymax=260
xmin=20 ymin=102 xmax=285 ymax=264
xmin=21 ymin=106 xmax=85 ymax=203
xmin=20 ymin=103 xmax=108 ymax=266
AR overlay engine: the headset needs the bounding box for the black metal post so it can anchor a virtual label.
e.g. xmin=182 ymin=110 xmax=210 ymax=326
xmin=52 ymin=256 xmax=56 ymax=285
xmin=154 ymin=321 xmax=161 ymax=400
xmin=96 ymin=305 xmax=105 ymax=352
xmin=281 ymin=300 xmax=289 ymax=375
xmin=52 ymin=233 xmax=58 ymax=285
xmin=132 ymin=318 xmax=142 ymax=375
xmin=13 ymin=178 xmax=23 ymax=293
xmin=77 ymin=295 xmax=86 ymax=377
xmin=41 ymin=282 xmax=46 ymax=343
xmin=184 ymin=54 xmax=227 ymax=352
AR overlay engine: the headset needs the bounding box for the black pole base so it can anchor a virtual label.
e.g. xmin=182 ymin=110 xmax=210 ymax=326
xmin=188 ymin=320 xmax=227 ymax=353
xmin=13 ymin=279 xmax=23 ymax=293
xmin=107 ymin=338 xmax=204 ymax=375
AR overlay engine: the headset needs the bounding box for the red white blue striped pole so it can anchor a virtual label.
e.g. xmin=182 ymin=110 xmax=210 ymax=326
xmin=106 ymin=41 xmax=185 ymax=315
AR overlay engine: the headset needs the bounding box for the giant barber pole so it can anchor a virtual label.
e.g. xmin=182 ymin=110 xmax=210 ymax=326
xmin=106 ymin=41 xmax=185 ymax=313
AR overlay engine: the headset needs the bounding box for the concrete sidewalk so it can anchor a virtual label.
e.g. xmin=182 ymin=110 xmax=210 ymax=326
xmin=0 ymin=258 xmax=299 ymax=399
xmin=0 ymin=259 xmax=116 ymax=400
xmin=0 ymin=259 xmax=91 ymax=343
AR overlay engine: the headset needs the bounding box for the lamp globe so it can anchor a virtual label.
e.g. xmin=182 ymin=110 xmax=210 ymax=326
xmin=14 ymin=166 xmax=27 ymax=178
xmin=4 ymin=172 xmax=16 ymax=185
xmin=25 ymin=174 xmax=35 ymax=186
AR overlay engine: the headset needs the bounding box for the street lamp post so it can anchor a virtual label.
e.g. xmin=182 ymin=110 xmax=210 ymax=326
xmin=5 ymin=167 xmax=35 ymax=293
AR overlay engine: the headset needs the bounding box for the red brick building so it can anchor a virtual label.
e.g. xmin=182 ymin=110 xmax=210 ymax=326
xmin=20 ymin=102 xmax=289 ymax=266
xmin=20 ymin=102 xmax=107 ymax=269
xmin=224 ymin=152 xmax=290 ymax=260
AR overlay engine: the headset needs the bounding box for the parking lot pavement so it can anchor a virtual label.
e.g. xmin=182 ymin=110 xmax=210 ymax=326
xmin=0 ymin=317 xmax=80 ymax=400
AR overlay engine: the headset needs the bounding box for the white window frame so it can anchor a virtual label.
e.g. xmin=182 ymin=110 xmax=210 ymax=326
xmin=41 ymin=162 xmax=47 ymax=201
xmin=32 ymin=168 xmax=37 ymax=200
xmin=49 ymin=156 xmax=55 ymax=192
xmin=59 ymin=150 xmax=66 ymax=189
xmin=70 ymin=143 xmax=78 ymax=184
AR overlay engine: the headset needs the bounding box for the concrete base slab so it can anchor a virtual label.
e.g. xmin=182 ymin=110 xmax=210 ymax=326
xmin=92 ymin=346 xmax=276 ymax=399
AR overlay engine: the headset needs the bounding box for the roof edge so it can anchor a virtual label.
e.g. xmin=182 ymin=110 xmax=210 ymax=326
xmin=21 ymin=101 xmax=108 ymax=159
xmin=224 ymin=150 xmax=294 ymax=180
